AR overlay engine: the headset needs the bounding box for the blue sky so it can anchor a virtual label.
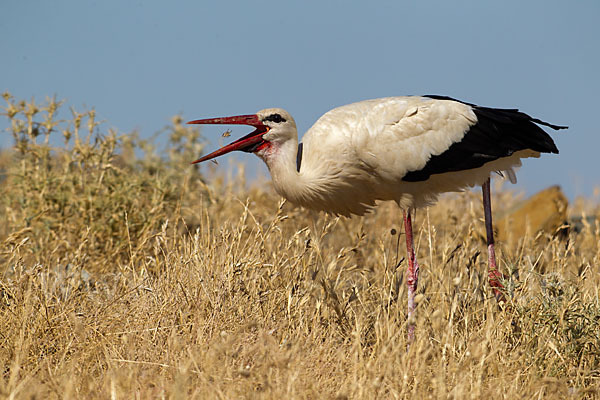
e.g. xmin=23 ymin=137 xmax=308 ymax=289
xmin=2 ymin=0 xmax=598 ymax=199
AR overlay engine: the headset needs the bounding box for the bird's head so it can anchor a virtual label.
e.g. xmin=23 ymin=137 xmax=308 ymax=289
xmin=187 ymin=108 xmax=296 ymax=164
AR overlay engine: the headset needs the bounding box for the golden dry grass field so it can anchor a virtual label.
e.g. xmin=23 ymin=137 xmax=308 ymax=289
xmin=1 ymin=94 xmax=599 ymax=399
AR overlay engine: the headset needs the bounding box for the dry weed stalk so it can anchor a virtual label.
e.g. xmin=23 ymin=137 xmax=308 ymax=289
xmin=0 ymin=94 xmax=599 ymax=398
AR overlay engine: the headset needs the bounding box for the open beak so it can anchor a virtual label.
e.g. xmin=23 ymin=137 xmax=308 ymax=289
xmin=187 ymin=114 xmax=268 ymax=164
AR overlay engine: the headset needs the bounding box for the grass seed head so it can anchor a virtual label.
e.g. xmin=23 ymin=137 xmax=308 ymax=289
xmin=0 ymin=93 xmax=598 ymax=398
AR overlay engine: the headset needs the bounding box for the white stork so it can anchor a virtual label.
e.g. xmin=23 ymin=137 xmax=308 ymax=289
xmin=188 ymin=95 xmax=566 ymax=342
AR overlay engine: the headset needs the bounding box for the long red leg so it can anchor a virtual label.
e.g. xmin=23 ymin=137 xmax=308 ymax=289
xmin=403 ymin=209 xmax=419 ymax=344
xmin=482 ymin=178 xmax=506 ymax=302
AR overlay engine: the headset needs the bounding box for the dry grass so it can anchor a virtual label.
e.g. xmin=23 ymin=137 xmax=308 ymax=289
xmin=1 ymin=94 xmax=599 ymax=399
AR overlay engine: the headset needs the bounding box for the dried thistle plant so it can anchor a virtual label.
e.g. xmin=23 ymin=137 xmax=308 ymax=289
xmin=0 ymin=93 xmax=205 ymax=273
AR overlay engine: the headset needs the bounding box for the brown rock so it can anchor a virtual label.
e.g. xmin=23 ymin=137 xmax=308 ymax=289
xmin=495 ymin=185 xmax=568 ymax=246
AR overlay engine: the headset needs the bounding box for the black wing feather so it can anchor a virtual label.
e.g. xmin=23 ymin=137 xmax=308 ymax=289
xmin=402 ymin=95 xmax=566 ymax=182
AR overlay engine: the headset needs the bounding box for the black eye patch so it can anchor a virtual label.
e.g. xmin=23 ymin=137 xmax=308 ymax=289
xmin=263 ymin=113 xmax=286 ymax=123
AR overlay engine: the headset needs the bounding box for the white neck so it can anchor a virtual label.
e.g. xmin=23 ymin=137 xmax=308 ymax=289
xmin=257 ymin=138 xmax=320 ymax=207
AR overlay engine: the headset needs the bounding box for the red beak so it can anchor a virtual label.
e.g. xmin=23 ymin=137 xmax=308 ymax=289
xmin=187 ymin=114 xmax=268 ymax=164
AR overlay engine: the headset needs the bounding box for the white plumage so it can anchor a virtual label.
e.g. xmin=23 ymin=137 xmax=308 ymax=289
xmin=188 ymin=95 xmax=565 ymax=343
xmin=273 ymin=97 xmax=540 ymax=215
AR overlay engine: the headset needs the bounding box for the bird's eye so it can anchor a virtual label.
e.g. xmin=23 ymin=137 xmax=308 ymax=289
xmin=264 ymin=113 xmax=286 ymax=123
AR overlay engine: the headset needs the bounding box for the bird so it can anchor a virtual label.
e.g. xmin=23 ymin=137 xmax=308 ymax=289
xmin=187 ymin=95 xmax=566 ymax=343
